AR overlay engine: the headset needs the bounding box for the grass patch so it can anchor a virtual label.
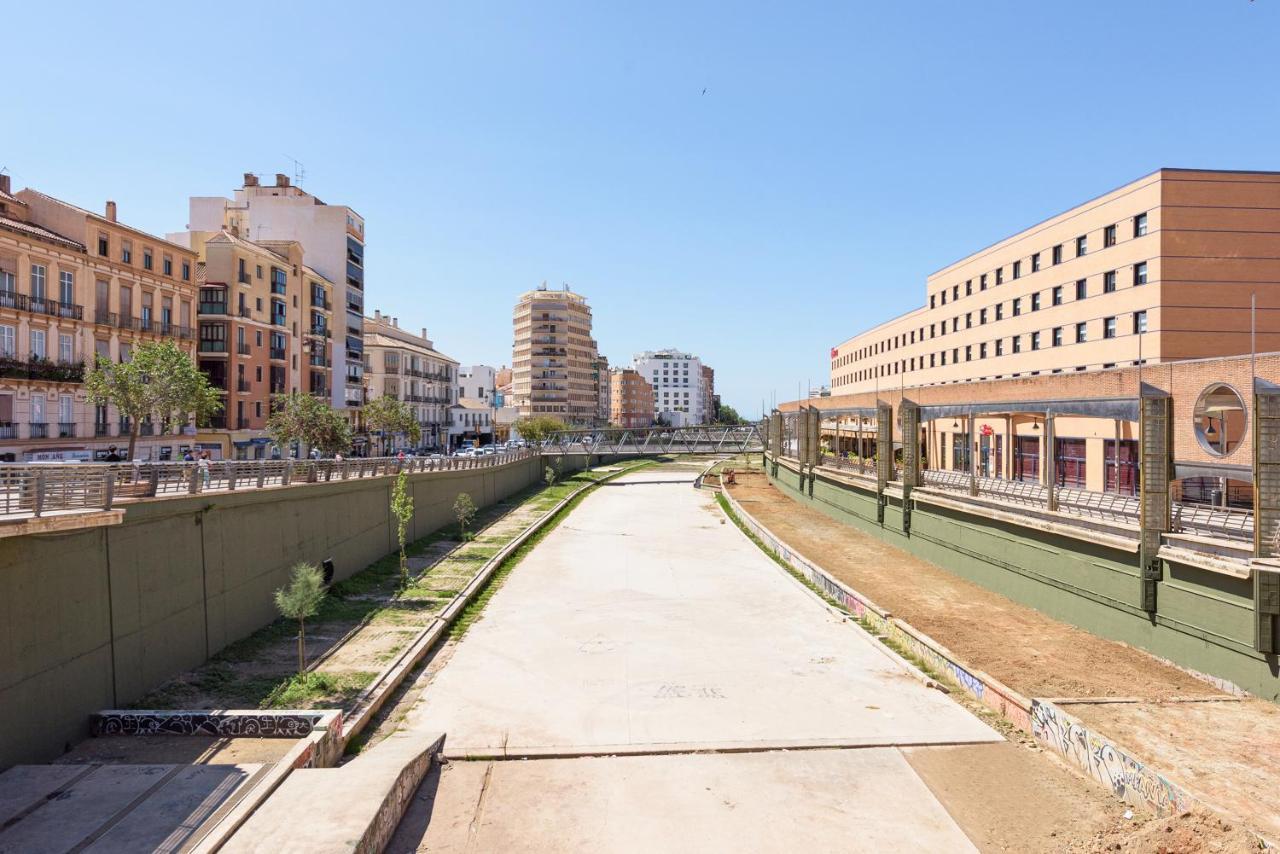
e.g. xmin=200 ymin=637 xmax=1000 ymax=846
xmin=262 ymin=670 xmax=376 ymax=709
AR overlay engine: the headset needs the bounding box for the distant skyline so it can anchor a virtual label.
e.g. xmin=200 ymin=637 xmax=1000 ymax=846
xmin=5 ymin=0 xmax=1278 ymax=415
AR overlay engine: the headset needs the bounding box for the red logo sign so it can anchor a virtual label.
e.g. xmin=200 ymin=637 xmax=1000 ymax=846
xmin=981 ymin=424 xmax=994 ymax=436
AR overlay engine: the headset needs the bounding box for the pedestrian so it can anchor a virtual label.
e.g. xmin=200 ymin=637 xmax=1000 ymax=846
xmin=198 ymin=451 xmax=211 ymax=488
xmin=182 ymin=449 xmax=194 ymax=462
xmin=334 ymin=452 xmax=344 ymax=462
xmin=104 ymin=445 xmax=122 ymax=463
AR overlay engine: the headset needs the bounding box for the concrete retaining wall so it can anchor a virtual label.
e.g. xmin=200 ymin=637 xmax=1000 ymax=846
xmin=0 ymin=455 xmax=562 ymax=769
xmin=767 ymin=458 xmax=1278 ymax=702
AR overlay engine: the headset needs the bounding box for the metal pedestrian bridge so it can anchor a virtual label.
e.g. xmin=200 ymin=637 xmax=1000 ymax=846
xmin=539 ymin=425 xmax=763 ymax=456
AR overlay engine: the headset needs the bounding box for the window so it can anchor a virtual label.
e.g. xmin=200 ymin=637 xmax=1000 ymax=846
xmin=1134 ymin=212 xmax=1148 ymax=237
xmin=965 ymin=345 xmax=972 ymax=361
xmin=952 ymin=285 xmax=959 ymax=301
xmin=182 ymin=261 xmax=191 ymax=281
xmin=271 ymin=267 xmax=287 ymax=295
xmin=0 ymin=325 xmax=13 ymax=357
xmin=121 ymin=242 xmax=132 ymax=264
xmin=1075 ymin=278 xmax=1087 ymax=300
xmin=1076 ymin=322 xmax=1087 ymax=343
xmin=1104 ymin=224 xmax=1117 ymax=247
xmin=995 ymin=303 xmax=1003 ymax=320
xmin=30 ymin=329 xmax=46 ymax=359
xmin=59 ymin=333 xmax=73 ymax=363
xmin=1031 ymin=292 xmax=1041 ymax=311
xmin=1104 ymin=316 xmax=1117 ymax=339
xmin=965 ymin=280 xmax=973 ymax=296
xmin=930 ymin=294 xmax=936 ymax=309
xmin=995 ymin=338 xmax=1004 ymax=356
xmin=966 ymin=312 xmax=972 ymax=329
xmin=143 ymin=249 xmax=153 ymax=271
xmin=58 ymin=394 xmax=72 ymax=425
xmin=1052 ymin=285 xmax=1063 ymax=306
xmin=941 ymin=291 xmax=947 ymax=306
xmin=979 ymin=273 xmax=988 ymax=291
xmin=163 ymin=256 xmax=173 ymax=276
xmin=952 ymin=317 xmax=959 ymax=333
xmin=979 ymin=342 xmax=987 ymax=359
xmin=980 ymin=308 xmax=987 ymax=324
xmin=1103 ymin=270 xmax=1116 ymax=293
xmin=59 ymin=270 xmax=74 ymax=305
xmin=30 ymin=264 xmax=46 ymax=299
xmin=1031 ymin=331 xmax=1041 ymax=350
xmin=256 ymin=265 xmax=264 ymax=280
xmin=1076 ymin=235 xmax=1087 ymax=256
xmin=1012 ymin=297 xmax=1021 ymax=317
xmin=1134 ymin=262 xmax=1148 ymax=285
xmin=1012 ymin=335 xmax=1022 ymax=354
xmin=97 ymin=234 xmax=109 ymax=256
xmin=1052 ymin=327 xmax=1063 ymax=347
xmin=1013 ymin=260 xmax=1022 ymax=279
xmin=995 ymin=267 xmax=1004 ymax=285
xmin=1052 ymin=244 xmax=1063 ymax=265
xmin=1133 ymin=310 xmax=1148 ymax=335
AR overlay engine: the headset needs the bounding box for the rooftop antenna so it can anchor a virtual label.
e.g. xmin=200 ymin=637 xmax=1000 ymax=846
xmin=283 ymin=155 xmax=306 ymax=186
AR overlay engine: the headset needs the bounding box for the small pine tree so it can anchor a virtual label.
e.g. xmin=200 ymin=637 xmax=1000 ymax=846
xmin=273 ymin=562 xmax=328 ymax=674
xmin=544 ymin=465 xmax=558 ymax=488
xmin=453 ymin=492 xmax=477 ymax=539
xmin=391 ymin=469 xmax=414 ymax=585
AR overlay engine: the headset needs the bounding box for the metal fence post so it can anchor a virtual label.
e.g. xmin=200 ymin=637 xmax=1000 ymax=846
xmin=283 ymin=460 xmax=294 ymax=487
xmin=33 ymin=471 xmax=46 ymax=517
xmin=876 ymin=401 xmax=893 ymax=524
xmin=227 ymin=462 xmax=237 ymax=491
xmin=104 ymin=471 xmax=116 ymax=510
xmin=258 ymin=461 xmax=267 ymax=488
xmin=1044 ymin=412 xmax=1057 ymax=512
xmin=189 ymin=465 xmax=200 ymax=494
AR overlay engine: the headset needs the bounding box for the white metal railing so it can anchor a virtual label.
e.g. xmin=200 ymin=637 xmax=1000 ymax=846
xmin=541 ymin=425 xmax=763 ymax=456
xmin=0 ymin=449 xmax=538 ymax=520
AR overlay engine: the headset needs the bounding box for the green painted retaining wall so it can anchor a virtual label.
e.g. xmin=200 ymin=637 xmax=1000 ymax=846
xmin=769 ymin=459 xmax=1278 ymax=702
xmin=0 ymin=455 xmax=582 ymax=769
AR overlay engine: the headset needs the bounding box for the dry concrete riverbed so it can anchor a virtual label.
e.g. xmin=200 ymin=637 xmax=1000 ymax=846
xmin=380 ymin=463 xmax=1164 ymax=851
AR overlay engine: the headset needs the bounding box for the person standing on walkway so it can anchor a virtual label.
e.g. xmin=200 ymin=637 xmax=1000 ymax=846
xmin=198 ymin=451 xmax=211 ymax=488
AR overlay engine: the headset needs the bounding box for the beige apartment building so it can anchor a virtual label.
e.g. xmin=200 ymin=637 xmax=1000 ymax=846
xmin=511 ymin=285 xmax=600 ymax=426
xmin=610 ymin=368 xmax=654 ymax=428
xmin=363 ymin=312 xmax=456 ymax=451
xmin=0 ymin=178 xmax=199 ymax=461
xmin=831 ymin=169 xmax=1280 ymax=395
xmin=166 ymin=229 xmax=335 ymax=457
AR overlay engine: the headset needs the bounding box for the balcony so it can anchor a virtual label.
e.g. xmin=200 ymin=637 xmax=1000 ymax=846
xmin=309 ymin=354 xmax=331 ymax=368
xmin=311 ymin=296 xmax=331 ymax=310
xmin=309 ymin=326 xmax=331 ymax=338
xmin=0 ymin=357 xmax=85 ymax=383
xmin=237 ymin=342 xmax=251 ymax=356
xmin=140 ymin=422 xmax=155 ymax=437
xmin=94 ymin=309 xmax=117 ymax=326
xmin=94 ymin=422 xmax=109 ymax=437
xmin=58 ymin=422 xmax=76 ymax=438
xmin=117 ymin=315 xmax=135 ymax=331
xmin=29 ymin=422 xmax=48 ymax=439
xmin=236 ymin=417 xmax=251 ymax=429
xmin=269 ymin=347 xmax=286 ymax=361
xmin=237 ymin=378 xmax=252 ymax=392
xmin=199 ymin=340 xmax=228 ymax=354
xmin=118 ymin=418 xmax=131 ymax=434
xmin=207 ymin=415 xmax=227 ymax=429
xmin=0 ymin=422 xmax=15 ymax=440
xmin=199 ymin=301 xmax=228 ymax=315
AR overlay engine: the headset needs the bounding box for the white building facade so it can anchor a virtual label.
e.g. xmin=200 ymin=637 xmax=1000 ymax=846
xmin=632 ymin=349 xmax=707 ymax=427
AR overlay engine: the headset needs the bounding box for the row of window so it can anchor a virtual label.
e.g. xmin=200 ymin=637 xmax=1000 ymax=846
xmin=0 ymin=325 xmax=77 ymax=362
xmin=928 ymin=212 xmax=1148 ymax=311
xmin=835 ymin=311 xmax=1149 ymax=386
xmin=97 ymin=233 xmax=192 ymax=281
xmin=834 ymin=262 xmax=1150 ymax=368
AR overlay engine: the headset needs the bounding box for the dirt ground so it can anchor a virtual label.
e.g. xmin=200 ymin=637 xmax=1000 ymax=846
xmin=725 ymin=469 xmax=1276 ymax=850
xmin=728 ymin=469 xmax=1215 ymax=700
xmin=56 ymin=735 xmax=295 ymax=765
xmin=1064 ymin=699 xmax=1280 ymax=842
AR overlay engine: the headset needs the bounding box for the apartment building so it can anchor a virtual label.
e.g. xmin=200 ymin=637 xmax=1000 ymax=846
xmin=448 ymin=398 xmax=494 ymax=448
xmin=511 ymin=285 xmax=600 ymax=426
xmin=593 ymin=355 xmax=610 ymax=422
xmin=701 ymin=364 xmax=716 ymax=421
xmin=633 ymin=349 xmax=707 ymax=426
xmin=0 ymin=179 xmax=199 ymax=461
xmin=458 ymin=365 xmax=497 ymax=406
xmin=186 ymin=173 xmax=366 ymax=413
xmin=609 ymin=367 xmax=654 ymax=428
xmin=831 ymin=169 xmax=1280 ymax=395
xmin=166 ymin=230 xmax=334 ymax=457
xmin=363 ymin=312 xmax=456 ymax=451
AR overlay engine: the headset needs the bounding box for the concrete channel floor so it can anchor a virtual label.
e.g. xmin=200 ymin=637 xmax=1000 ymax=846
xmin=390 ymin=465 xmax=1001 ymax=850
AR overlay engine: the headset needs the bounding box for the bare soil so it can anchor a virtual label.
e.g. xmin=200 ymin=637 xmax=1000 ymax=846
xmin=1065 ymin=699 xmax=1280 ymax=842
xmin=728 ymin=469 xmax=1215 ymax=700
xmin=56 ymin=735 xmax=295 ymax=765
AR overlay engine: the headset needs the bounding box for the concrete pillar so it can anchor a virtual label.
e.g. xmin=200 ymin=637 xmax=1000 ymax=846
xmin=900 ymin=401 xmax=920 ymax=489
xmin=769 ymin=411 xmax=782 ymax=477
xmin=1138 ymin=392 xmax=1172 ymax=613
xmin=1251 ymin=379 xmax=1280 ymax=652
xmin=968 ymin=411 xmax=979 ymax=497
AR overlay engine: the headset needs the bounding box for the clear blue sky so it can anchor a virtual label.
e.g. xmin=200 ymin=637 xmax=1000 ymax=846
xmin=5 ymin=1 xmax=1277 ymax=415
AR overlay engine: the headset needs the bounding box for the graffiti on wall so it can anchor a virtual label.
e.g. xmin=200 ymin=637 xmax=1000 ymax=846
xmin=1030 ymin=700 xmax=1191 ymax=816
xmin=93 ymin=711 xmax=325 ymax=739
